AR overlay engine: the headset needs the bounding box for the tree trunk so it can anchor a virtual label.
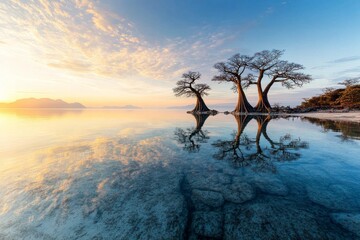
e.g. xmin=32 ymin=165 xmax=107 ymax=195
xmin=254 ymin=70 xmax=271 ymax=113
xmin=233 ymin=114 xmax=253 ymax=148
xmin=256 ymin=79 xmax=275 ymax=112
xmin=259 ymin=115 xmax=274 ymax=147
xmin=192 ymin=113 xmax=210 ymax=130
xmin=233 ymin=83 xmax=254 ymax=114
xmin=186 ymin=113 xmax=210 ymax=152
xmin=191 ymin=94 xmax=210 ymax=113
xmin=255 ymin=116 xmax=263 ymax=153
xmin=255 ymin=83 xmax=271 ymax=113
xmin=254 ymin=115 xmax=271 ymax=156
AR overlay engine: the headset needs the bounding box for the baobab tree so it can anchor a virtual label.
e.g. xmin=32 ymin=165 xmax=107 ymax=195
xmin=174 ymin=113 xmax=210 ymax=153
xmin=213 ymin=54 xmax=254 ymax=113
xmin=212 ymin=114 xmax=253 ymax=166
xmin=248 ymin=50 xmax=283 ymax=112
xmin=212 ymin=115 xmax=308 ymax=171
xmin=173 ymin=71 xmax=212 ymax=113
xmin=248 ymin=50 xmax=312 ymax=112
xmin=263 ymin=61 xmax=311 ymax=111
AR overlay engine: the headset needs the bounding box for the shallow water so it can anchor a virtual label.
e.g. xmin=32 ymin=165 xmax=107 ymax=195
xmin=1 ymin=109 xmax=360 ymax=239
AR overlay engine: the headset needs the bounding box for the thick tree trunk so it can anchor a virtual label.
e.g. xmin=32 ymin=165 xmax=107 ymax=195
xmin=189 ymin=113 xmax=209 ymax=144
xmin=192 ymin=113 xmax=210 ymax=130
xmin=233 ymin=83 xmax=254 ymax=114
xmin=191 ymin=94 xmax=210 ymax=113
xmin=253 ymin=115 xmax=271 ymax=157
xmin=187 ymin=113 xmax=210 ymax=152
xmin=255 ymin=116 xmax=264 ymax=153
xmin=255 ymin=83 xmax=271 ymax=113
xmin=256 ymin=79 xmax=275 ymax=112
xmin=233 ymin=114 xmax=253 ymax=148
xmin=262 ymin=80 xmax=275 ymax=110
xmin=259 ymin=115 xmax=274 ymax=147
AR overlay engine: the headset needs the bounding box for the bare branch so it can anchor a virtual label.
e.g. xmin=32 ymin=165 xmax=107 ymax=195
xmin=267 ymin=61 xmax=312 ymax=89
xmin=212 ymin=53 xmax=252 ymax=84
xmin=250 ymin=49 xmax=284 ymax=71
xmin=173 ymin=71 xmax=211 ymax=97
xmin=338 ymin=77 xmax=360 ymax=87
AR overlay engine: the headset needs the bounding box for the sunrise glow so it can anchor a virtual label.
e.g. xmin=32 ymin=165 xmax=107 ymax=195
xmin=1 ymin=0 xmax=359 ymax=108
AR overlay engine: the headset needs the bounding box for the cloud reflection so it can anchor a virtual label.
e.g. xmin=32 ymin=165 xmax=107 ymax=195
xmin=0 ymin=132 xmax=183 ymax=238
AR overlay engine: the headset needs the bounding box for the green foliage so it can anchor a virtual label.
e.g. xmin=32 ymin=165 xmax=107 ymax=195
xmin=299 ymin=85 xmax=360 ymax=109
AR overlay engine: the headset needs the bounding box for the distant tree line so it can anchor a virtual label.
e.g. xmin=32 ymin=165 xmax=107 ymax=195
xmin=300 ymin=77 xmax=360 ymax=110
xmin=173 ymin=49 xmax=312 ymax=114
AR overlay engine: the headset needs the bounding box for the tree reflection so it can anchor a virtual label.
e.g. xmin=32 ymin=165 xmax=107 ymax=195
xmin=212 ymin=115 xmax=309 ymax=172
xmin=302 ymin=117 xmax=360 ymax=141
xmin=212 ymin=115 xmax=254 ymax=167
xmin=174 ymin=113 xmax=211 ymax=153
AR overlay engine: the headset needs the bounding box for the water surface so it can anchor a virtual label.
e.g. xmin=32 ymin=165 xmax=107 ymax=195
xmin=1 ymin=109 xmax=360 ymax=239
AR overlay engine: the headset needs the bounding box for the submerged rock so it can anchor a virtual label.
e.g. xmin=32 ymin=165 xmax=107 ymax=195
xmin=251 ymin=175 xmax=288 ymax=196
xmin=192 ymin=189 xmax=224 ymax=208
xmin=224 ymin=198 xmax=351 ymax=240
xmin=186 ymin=171 xmax=231 ymax=192
xmin=331 ymin=213 xmax=360 ymax=237
xmin=221 ymin=182 xmax=255 ymax=204
xmin=192 ymin=211 xmax=223 ymax=238
xmin=102 ymin=166 xmax=189 ymax=239
xmin=307 ymin=184 xmax=360 ymax=211
xmin=187 ymin=110 xmax=218 ymax=115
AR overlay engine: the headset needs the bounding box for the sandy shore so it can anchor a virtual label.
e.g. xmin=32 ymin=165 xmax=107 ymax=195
xmin=292 ymin=111 xmax=360 ymax=123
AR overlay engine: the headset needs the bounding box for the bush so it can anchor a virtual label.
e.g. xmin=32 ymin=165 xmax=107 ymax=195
xmin=339 ymin=86 xmax=360 ymax=108
xmin=299 ymin=85 xmax=360 ymax=109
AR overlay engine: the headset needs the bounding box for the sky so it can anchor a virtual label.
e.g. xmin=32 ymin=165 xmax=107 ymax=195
xmin=0 ymin=0 xmax=359 ymax=108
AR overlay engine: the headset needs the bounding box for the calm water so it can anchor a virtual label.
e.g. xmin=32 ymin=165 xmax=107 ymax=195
xmin=1 ymin=109 xmax=360 ymax=239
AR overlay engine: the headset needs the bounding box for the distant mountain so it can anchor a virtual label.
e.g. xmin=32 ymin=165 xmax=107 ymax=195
xmin=168 ymin=103 xmax=235 ymax=110
xmin=0 ymin=98 xmax=86 ymax=108
xmin=101 ymin=105 xmax=141 ymax=109
xmin=167 ymin=104 xmax=193 ymax=109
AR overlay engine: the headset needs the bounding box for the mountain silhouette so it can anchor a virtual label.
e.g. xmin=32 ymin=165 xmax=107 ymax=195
xmin=101 ymin=105 xmax=141 ymax=109
xmin=0 ymin=98 xmax=85 ymax=108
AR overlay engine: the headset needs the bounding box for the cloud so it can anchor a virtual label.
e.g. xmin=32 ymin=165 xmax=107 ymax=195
xmin=48 ymin=60 xmax=92 ymax=72
xmin=310 ymin=65 xmax=331 ymax=70
xmin=329 ymin=56 xmax=360 ymax=63
xmin=336 ymin=66 xmax=360 ymax=75
xmin=0 ymin=0 xmax=238 ymax=82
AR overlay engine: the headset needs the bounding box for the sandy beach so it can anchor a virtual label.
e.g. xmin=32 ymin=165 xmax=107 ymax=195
xmin=293 ymin=111 xmax=360 ymax=123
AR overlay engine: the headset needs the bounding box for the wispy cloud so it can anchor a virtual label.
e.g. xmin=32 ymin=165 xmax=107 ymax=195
xmin=0 ymin=0 xmax=238 ymax=82
xmin=336 ymin=66 xmax=360 ymax=75
xmin=310 ymin=65 xmax=331 ymax=70
xmin=328 ymin=56 xmax=360 ymax=63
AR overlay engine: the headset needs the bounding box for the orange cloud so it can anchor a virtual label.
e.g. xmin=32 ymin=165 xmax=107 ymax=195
xmin=1 ymin=0 xmax=236 ymax=83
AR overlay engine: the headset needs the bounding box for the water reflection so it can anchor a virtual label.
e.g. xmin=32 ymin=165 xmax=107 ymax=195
xmin=212 ymin=115 xmax=308 ymax=172
xmin=0 ymin=110 xmax=359 ymax=239
xmin=0 ymin=133 xmax=185 ymax=239
xmin=0 ymin=108 xmax=84 ymax=118
xmin=302 ymin=117 xmax=360 ymax=140
xmin=174 ymin=113 xmax=210 ymax=152
xmin=175 ymin=114 xmax=309 ymax=172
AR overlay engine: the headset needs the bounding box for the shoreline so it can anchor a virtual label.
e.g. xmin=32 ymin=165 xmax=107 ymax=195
xmin=290 ymin=111 xmax=360 ymax=123
xmin=216 ymin=110 xmax=360 ymax=123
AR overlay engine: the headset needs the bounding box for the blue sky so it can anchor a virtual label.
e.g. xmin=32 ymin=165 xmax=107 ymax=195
xmin=0 ymin=0 xmax=359 ymax=107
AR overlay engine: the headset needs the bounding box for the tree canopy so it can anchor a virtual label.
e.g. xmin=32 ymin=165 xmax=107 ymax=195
xmin=210 ymin=49 xmax=312 ymax=113
xmin=173 ymin=71 xmax=213 ymax=113
xmin=173 ymin=71 xmax=210 ymax=97
xmin=213 ymin=54 xmax=254 ymax=113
